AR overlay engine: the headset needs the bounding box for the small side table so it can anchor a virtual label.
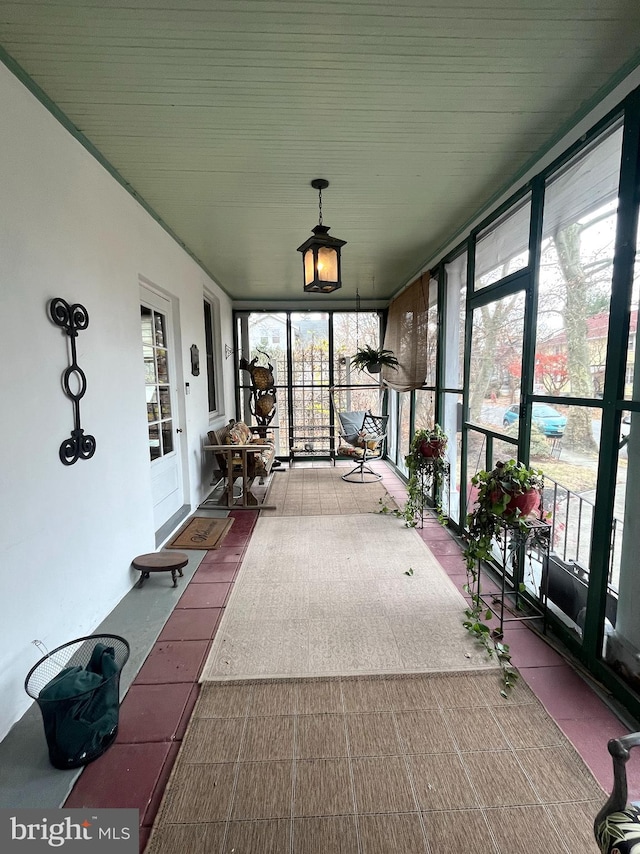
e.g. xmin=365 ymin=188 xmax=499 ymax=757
xmin=132 ymin=551 xmax=189 ymax=588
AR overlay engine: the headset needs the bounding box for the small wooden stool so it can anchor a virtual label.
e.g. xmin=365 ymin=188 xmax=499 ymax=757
xmin=132 ymin=551 xmax=188 ymax=588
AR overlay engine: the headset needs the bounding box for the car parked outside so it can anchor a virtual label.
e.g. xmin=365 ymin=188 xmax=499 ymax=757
xmin=502 ymin=403 xmax=567 ymax=438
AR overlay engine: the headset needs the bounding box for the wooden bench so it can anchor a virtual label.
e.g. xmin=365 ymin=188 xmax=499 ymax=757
xmin=204 ymin=421 xmax=276 ymax=509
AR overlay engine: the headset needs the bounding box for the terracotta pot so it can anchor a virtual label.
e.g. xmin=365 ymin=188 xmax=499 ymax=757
xmin=419 ymin=438 xmax=446 ymax=458
xmin=492 ymin=487 xmax=540 ymax=518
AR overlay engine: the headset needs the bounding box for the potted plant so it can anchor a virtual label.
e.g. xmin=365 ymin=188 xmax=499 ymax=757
xmin=351 ymin=345 xmax=399 ymax=374
xmin=401 ymin=426 xmax=450 ymax=526
xmin=416 ymin=422 xmax=448 ymax=458
xmin=462 ymin=459 xmax=544 ymax=696
xmin=463 ymin=459 xmax=544 ymax=569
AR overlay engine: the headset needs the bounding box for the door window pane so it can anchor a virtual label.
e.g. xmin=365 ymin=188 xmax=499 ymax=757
xmin=141 ymin=304 xmax=173 ymax=461
xmin=154 ymin=312 xmax=166 ymax=347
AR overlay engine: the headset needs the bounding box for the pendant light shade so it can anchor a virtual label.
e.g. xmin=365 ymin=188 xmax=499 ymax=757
xmin=297 ymin=179 xmax=346 ymax=293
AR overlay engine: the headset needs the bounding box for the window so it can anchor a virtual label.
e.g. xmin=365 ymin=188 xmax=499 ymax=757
xmin=141 ymin=305 xmax=174 ymax=461
xmin=203 ymin=297 xmax=218 ymax=414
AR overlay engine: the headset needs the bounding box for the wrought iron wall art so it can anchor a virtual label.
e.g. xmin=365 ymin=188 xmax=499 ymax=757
xmin=49 ymin=297 xmax=96 ymax=465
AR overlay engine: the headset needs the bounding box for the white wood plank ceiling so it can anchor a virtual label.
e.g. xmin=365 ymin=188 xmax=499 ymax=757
xmin=2 ymin=0 xmax=640 ymax=302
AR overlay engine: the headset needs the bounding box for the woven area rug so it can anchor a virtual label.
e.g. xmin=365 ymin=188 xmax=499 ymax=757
xmin=145 ymin=671 xmax=605 ymax=854
xmin=200 ymin=514 xmax=496 ymax=682
xmin=261 ymin=466 xmax=399 ymax=516
xmin=166 ymin=516 xmax=233 ymax=550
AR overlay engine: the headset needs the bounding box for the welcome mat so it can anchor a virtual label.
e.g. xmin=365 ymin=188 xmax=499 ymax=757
xmin=166 ymin=516 xmax=233 ymax=550
xmin=145 ymin=671 xmax=605 ymax=854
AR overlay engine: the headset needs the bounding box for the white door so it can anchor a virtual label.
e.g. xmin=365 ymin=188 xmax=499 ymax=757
xmin=140 ymin=287 xmax=184 ymax=529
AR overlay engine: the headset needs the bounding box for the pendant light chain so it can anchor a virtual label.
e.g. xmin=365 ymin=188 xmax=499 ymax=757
xmin=317 ymin=185 xmax=323 ymax=226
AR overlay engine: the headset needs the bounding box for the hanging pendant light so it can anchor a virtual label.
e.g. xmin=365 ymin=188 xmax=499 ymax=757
xmin=297 ymin=178 xmax=346 ymax=293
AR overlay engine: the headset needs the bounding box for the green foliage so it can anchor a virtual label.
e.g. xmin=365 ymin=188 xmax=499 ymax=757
xmin=351 ymin=345 xmax=400 ymax=372
xmin=461 ymin=458 xmax=544 ymax=696
xmin=463 ymin=459 xmax=544 ymax=570
xmin=462 ymin=592 xmax=519 ymax=696
xmin=401 ymin=426 xmax=449 ymax=527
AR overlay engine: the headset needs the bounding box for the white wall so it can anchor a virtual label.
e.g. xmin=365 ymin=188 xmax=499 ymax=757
xmin=0 ymin=65 xmax=235 ymax=739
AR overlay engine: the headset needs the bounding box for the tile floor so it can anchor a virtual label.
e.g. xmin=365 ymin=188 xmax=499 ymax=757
xmin=7 ymin=461 xmax=639 ymax=852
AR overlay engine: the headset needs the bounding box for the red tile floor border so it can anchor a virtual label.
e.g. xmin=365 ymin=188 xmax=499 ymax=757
xmin=62 ymin=492 xmax=636 ymax=851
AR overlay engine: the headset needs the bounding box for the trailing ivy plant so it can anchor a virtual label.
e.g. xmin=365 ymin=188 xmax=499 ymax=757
xmin=401 ymin=425 xmax=450 ymax=527
xmin=462 ymin=459 xmax=545 ymax=697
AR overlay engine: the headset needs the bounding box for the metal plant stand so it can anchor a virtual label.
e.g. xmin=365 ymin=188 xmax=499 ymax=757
xmin=414 ymin=457 xmax=450 ymax=527
xmin=473 ymin=516 xmax=551 ymax=638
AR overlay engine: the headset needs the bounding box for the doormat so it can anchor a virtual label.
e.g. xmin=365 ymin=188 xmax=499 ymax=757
xmin=166 ymin=516 xmax=234 ymax=550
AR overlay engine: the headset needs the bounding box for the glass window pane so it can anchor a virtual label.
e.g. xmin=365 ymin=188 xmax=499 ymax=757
xmin=425 ymin=276 xmax=438 ymax=387
xmin=624 ymin=219 xmax=640 ymax=400
xmin=142 ymin=302 xmax=174 ymax=461
xmin=397 ymin=393 xmax=411 ymax=475
xmin=161 ymin=422 xmax=174 ymax=455
xmin=156 ymin=349 xmax=169 ymax=383
xmin=159 ymin=387 xmax=171 ymax=419
xmin=469 ymin=293 xmax=525 ymax=433
xmin=414 ymin=390 xmax=435 ymax=432
xmin=444 ymin=252 xmax=467 ymax=389
xmin=204 ymin=298 xmax=217 ymax=413
xmin=149 ymin=424 xmax=160 ymax=461
xmin=474 ymin=194 xmax=531 ymax=290
xmin=602 ymin=411 xmax=635 ymax=685
xmin=318 ymin=246 xmax=337 ymax=281
xmin=143 ymin=346 xmax=156 ymax=383
xmin=491 ymin=438 xmax=519 ymax=468
xmin=333 ymin=311 xmax=381 ymax=387
xmin=154 ymin=312 xmax=166 ymax=347
xmin=530 ymin=402 xmax=600 ymax=572
xmin=141 ymin=306 xmax=153 ymax=345
xmin=536 ymin=123 xmax=623 ymax=400
xmin=290 ymin=312 xmax=330 ymax=387
xmin=441 ymin=392 xmax=462 ymax=524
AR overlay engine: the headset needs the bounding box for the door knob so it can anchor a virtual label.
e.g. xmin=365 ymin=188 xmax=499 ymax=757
xmin=176 ymin=427 xmax=183 ymax=433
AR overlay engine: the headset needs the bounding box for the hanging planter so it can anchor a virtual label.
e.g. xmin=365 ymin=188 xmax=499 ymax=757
xmin=351 ymin=345 xmax=399 ymax=374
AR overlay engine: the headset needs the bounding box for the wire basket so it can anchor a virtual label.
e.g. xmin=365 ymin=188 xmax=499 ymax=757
xmin=25 ymin=634 xmax=130 ymax=769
